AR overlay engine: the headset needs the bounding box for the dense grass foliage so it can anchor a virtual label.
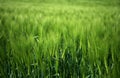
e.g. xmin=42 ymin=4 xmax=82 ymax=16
xmin=0 ymin=0 xmax=120 ymax=6
xmin=0 ymin=2 xmax=120 ymax=78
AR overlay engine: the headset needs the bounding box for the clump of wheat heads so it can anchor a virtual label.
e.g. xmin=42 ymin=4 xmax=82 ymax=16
xmin=0 ymin=2 xmax=120 ymax=78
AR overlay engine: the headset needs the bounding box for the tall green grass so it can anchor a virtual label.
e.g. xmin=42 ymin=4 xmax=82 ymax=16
xmin=0 ymin=2 xmax=120 ymax=78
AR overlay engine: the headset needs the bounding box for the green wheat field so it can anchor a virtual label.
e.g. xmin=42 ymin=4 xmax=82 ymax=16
xmin=0 ymin=0 xmax=120 ymax=78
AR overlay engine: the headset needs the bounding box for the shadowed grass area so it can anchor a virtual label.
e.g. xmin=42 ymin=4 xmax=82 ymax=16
xmin=0 ymin=2 xmax=120 ymax=78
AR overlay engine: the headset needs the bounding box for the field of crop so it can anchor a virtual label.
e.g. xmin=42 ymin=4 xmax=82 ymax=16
xmin=0 ymin=1 xmax=120 ymax=78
